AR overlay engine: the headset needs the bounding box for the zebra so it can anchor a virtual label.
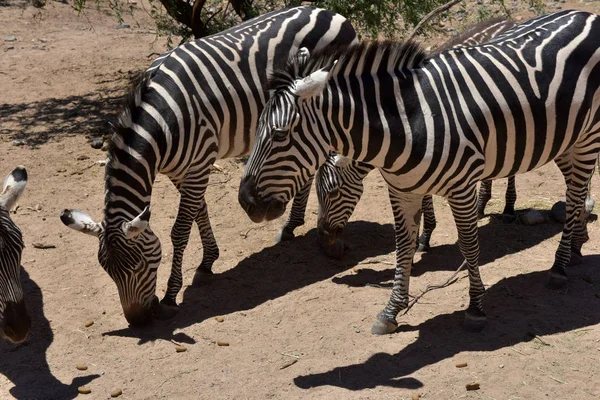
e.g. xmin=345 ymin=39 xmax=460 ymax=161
xmin=59 ymin=6 xmax=357 ymax=326
xmin=0 ymin=166 xmax=30 ymax=343
xmin=239 ymin=10 xmax=600 ymax=335
xmin=315 ymin=18 xmax=518 ymax=258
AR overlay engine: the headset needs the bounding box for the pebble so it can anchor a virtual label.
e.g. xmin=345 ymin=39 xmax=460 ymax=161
xmin=4 ymin=36 xmax=17 ymax=42
xmin=101 ymin=142 xmax=109 ymax=151
xmin=114 ymin=23 xmax=131 ymax=29
xmin=13 ymin=139 xmax=26 ymax=146
xmin=84 ymin=320 xmax=94 ymax=327
xmin=4 ymin=46 xmax=14 ymax=51
xmin=110 ymin=388 xmax=123 ymax=397
xmin=499 ymin=364 xmax=505 ymax=368
xmin=466 ymin=382 xmax=480 ymax=391
xmin=39 ymin=38 xmax=48 ymax=43
xmin=455 ymin=361 xmax=468 ymax=368
xmin=77 ymin=155 xmax=90 ymax=161
xmin=76 ymin=363 xmax=88 ymax=371
xmin=216 ymin=340 xmax=229 ymax=347
xmin=215 ymin=316 xmax=224 ymax=322
xmin=410 ymin=393 xmax=421 ymax=400
xmin=175 ymin=345 xmax=187 ymax=353
xmin=551 ymin=201 xmax=566 ymax=223
xmin=77 ymin=386 xmax=91 ymax=394
xmin=34 ymin=204 xmax=42 ymax=211
xmin=354 ymin=327 xmax=360 ymax=333
xmin=521 ymin=210 xmax=545 ymax=225
xmin=90 ymin=138 xmax=104 ymax=149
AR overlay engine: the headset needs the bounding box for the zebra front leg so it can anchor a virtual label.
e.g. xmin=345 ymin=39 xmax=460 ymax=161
xmin=191 ymin=197 xmax=219 ymax=286
xmin=549 ymin=150 xmax=598 ymax=288
xmin=448 ymin=186 xmax=486 ymax=332
xmin=276 ymin=176 xmax=314 ymax=242
xmin=417 ymin=195 xmax=436 ymax=252
xmin=569 ymin=181 xmax=595 ymax=266
xmin=502 ymin=176 xmax=517 ymax=216
xmin=477 ymin=180 xmax=492 ymax=218
xmin=371 ymin=190 xmax=422 ymax=335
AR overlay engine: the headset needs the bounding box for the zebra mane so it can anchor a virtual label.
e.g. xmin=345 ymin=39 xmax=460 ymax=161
xmin=268 ymin=40 xmax=428 ymax=93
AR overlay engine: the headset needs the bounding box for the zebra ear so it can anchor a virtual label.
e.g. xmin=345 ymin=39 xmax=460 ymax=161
xmin=122 ymin=205 xmax=151 ymax=239
xmin=60 ymin=209 xmax=103 ymax=237
xmin=292 ymin=60 xmax=338 ymax=99
xmin=0 ymin=166 xmax=28 ymax=212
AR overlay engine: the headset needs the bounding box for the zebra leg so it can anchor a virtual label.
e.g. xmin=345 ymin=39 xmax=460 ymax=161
xmin=548 ymin=149 xmax=598 ymax=289
xmin=448 ymin=186 xmax=486 ymax=332
xmin=371 ymin=190 xmax=422 ymax=335
xmin=502 ymin=176 xmax=517 ymax=216
xmin=570 ymin=180 xmax=595 ymax=266
xmin=276 ymin=176 xmax=314 ymax=242
xmin=477 ymin=180 xmax=492 ymax=218
xmin=417 ymin=195 xmax=436 ymax=252
xmin=191 ymin=196 xmax=220 ymax=286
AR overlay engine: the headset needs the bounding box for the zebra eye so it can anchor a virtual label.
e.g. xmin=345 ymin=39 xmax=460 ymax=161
xmin=330 ymin=187 xmax=341 ymax=199
xmin=272 ymin=127 xmax=289 ymax=142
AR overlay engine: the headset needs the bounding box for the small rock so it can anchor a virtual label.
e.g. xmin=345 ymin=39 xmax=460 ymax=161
xmin=215 ymin=316 xmax=224 ymax=322
xmin=216 ymin=340 xmax=229 ymax=347
xmin=39 ymin=38 xmax=48 ymax=43
xmin=521 ymin=210 xmax=545 ymax=225
xmin=57 ymin=168 xmax=66 ymax=173
xmin=77 ymin=155 xmax=90 ymax=161
xmin=90 ymin=138 xmax=103 ymax=149
xmin=466 ymin=382 xmax=480 ymax=391
xmin=101 ymin=142 xmax=109 ymax=151
xmin=456 ymin=361 xmax=468 ymax=368
xmin=34 ymin=204 xmax=42 ymax=211
xmin=110 ymin=388 xmax=123 ymax=398
xmin=175 ymin=345 xmax=187 ymax=352
xmin=354 ymin=327 xmax=360 ymax=333
xmin=76 ymin=363 xmax=88 ymax=371
xmin=410 ymin=393 xmax=422 ymax=400
xmin=499 ymin=364 xmax=505 ymax=368
xmin=84 ymin=320 xmax=94 ymax=327
xmin=4 ymin=46 xmax=14 ymax=51
xmin=4 ymin=36 xmax=17 ymax=42
xmin=114 ymin=23 xmax=131 ymax=29
xmin=551 ymin=201 xmax=566 ymax=223
xmin=13 ymin=139 xmax=26 ymax=146
xmin=95 ymin=159 xmax=108 ymax=166
xmin=77 ymin=386 xmax=91 ymax=394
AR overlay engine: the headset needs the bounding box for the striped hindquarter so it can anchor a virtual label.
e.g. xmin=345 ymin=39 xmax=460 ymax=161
xmin=0 ymin=167 xmax=30 ymax=344
xmin=315 ymin=17 xmax=518 ymax=259
xmin=239 ymin=10 xmax=600 ymax=334
xmin=60 ymin=6 xmax=357 ymax=326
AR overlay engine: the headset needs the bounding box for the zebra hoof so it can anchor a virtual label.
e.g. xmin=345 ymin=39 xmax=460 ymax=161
xmin=275 ymin=227 xmax=295 ymax=243
xmin=192 ymin=268 xmax=214 ymax=286
xmin=156 ymin=298 xmax=179 ymax=320
xmin=370 ymin=313 xmax=398 ymax=335
xmin=547 ymin=270 xmax=568 ymax=290
xmin=416 ymin=242 xmax=430 ymax=253
xmin=568 ymin=249 xmax=583 ymax=267
xmin=464 ymin=309 xmax=486 ymax=332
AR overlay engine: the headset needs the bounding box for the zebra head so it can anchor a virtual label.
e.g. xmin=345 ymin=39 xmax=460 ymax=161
xmin=60 ymin=206 xmax=163 ymax=326
xmin=0 ymin=166 xmax=30 ymax=344
xmin=315 ymin=154 xmax=374 ymax=259
xmin=240 ymin=48 xmax=338 ymax=223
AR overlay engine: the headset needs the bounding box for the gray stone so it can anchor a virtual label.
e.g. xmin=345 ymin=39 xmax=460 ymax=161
xmin=91 ymin=138 xmax=104 ymax=149
xmin=114 ymin=23 xmax=131 ymax=29
xmin=551 ymin=201 xmax=566 ymax=223
xmin=521 ymin=210 xmax=545 ymax=225
xmin=12 ymin=139 xmax=26 ymax=146
xmin=4 ymin=36 xmax=17 ymax=42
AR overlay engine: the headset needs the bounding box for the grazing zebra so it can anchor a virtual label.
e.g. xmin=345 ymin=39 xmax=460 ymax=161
xmin=0 ymin=166 xmax=30 ymax=343
xmin=316 ymin=18 xmax=518 ymax=259
xmin=59 ymin=6 xmax=357 ymax=326
xmin=239 ymin=10 xmax=600 ymax=334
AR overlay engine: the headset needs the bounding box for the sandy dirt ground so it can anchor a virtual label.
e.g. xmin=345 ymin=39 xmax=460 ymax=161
xmin=1 ymin=1 xmax=600 ymax=399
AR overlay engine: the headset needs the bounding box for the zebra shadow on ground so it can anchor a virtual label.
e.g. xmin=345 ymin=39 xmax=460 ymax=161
xmin=103 ymin=221 xmax=397 ymax=343
xmin=334 ymin=211 xmax=570 ymax=288
xmin=293 ymin=255 xmax=600 ymax=391
xmin=0 ymin=269 xmax=99 ymax=399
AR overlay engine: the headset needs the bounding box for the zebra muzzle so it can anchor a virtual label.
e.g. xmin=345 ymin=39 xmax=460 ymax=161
xmin=0 ymin=300 xmax=31 ymax=344
xmin=239 ymin=175 xmax=286 ymax=222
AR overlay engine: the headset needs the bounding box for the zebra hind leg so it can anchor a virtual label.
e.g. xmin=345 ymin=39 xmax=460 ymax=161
xmin=448 ymin=186 xmax=487 ymax=332
xmin=416 ymin=195 xmax=436 ymax=252
xmin=548 ymin=148 xmax=598 ymax=289
xmin=371 ymin=189 xmax=422 ymax=335
xmin=276 ymin=176 xmax=314 ymax=242
xmin=502 ymin=176 xmax=517 ymax=216
xmin=191 ymin=197 xmax=220 ymax=286
xmin=477 ymin=180 xmax=492 ymax=218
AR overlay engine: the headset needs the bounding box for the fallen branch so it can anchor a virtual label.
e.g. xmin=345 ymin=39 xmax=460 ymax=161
xmin=406 ymin=0 xmax=462 ymax=42
xmin=32 ymin=242 xmax=56 ymax=249
xmin=70 ymin=162 xmax=97 ymax=176
xmin=400 ymin=259 xmax=467 ymax=316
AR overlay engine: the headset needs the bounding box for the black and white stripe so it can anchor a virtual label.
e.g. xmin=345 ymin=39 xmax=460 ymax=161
xmin=240 ymin=10 xmax=600 ymax=334
xmin=0 ymin=166 xmax=30 ymax=344
xmin=315 ymin=18 xmax=518 ymax=258
xmin=60 ymin=6 xmax=357 ymax=326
